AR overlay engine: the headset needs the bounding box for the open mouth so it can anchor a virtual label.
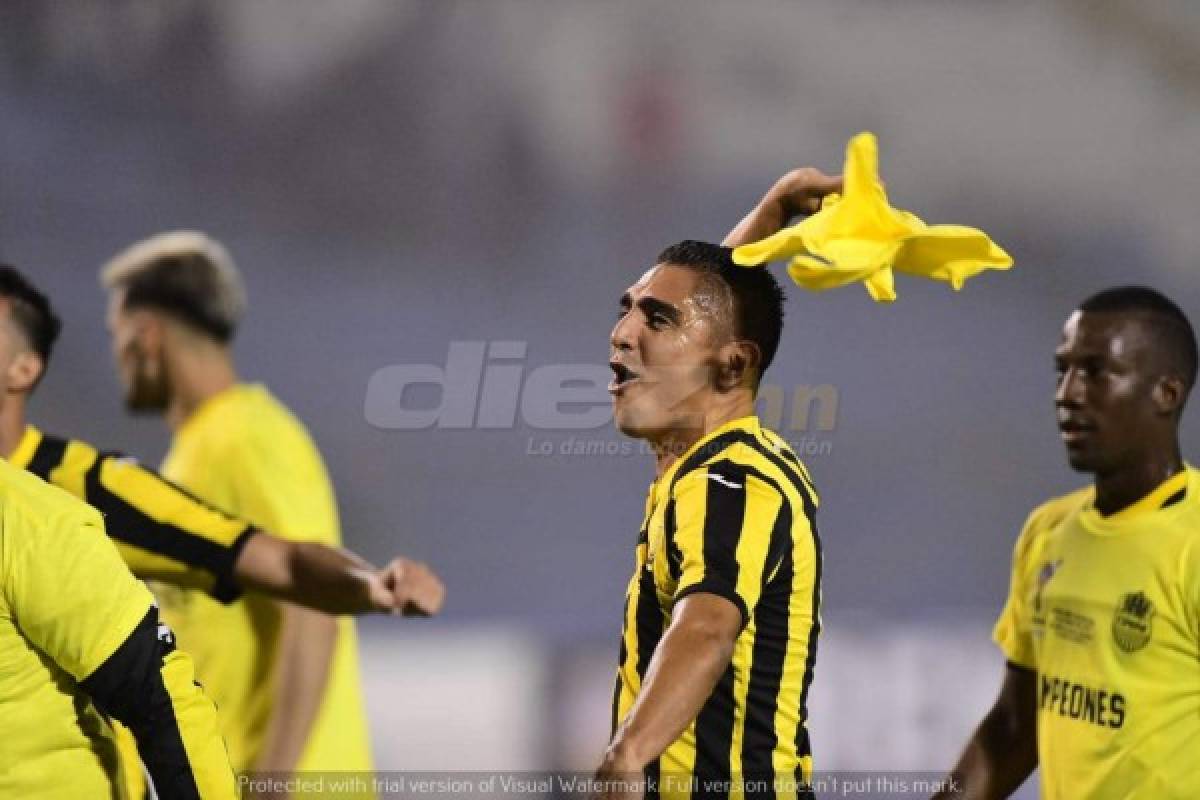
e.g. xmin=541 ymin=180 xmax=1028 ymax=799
xmin=608 ymin=361 xmax=641 ymax=393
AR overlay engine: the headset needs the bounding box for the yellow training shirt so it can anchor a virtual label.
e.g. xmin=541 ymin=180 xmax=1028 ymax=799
xmin=155 ymin=384 xmax=373 ymax=781
xmin=994 ymin=467 xmax=1200 ymax=799
xmin=613 ymin=416 xmax=821 ymax=800
xmin=0 ymin=457 xmax=235 ymax=799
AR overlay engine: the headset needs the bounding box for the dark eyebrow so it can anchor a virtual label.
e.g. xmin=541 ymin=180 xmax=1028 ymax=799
xmin=637 ymin=296 xmax=682 ymax=325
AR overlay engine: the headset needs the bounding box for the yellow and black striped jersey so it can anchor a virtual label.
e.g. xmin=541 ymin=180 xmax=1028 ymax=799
xmin=613 ymin=416 xmax=821 ymax=800
xmin=0 ymin=454 xmax=236 ymax=799
xmin=8 ymin=425 xmax=253 ymax=602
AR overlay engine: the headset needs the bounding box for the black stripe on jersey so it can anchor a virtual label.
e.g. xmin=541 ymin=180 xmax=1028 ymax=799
xmin=82 ymin=459 xmax=250 ymax=601
xmin=612 ymin=593 xmax=631 ymax=737
xmin=737 ymin=436 xmax=823 ymax=767
xmin=670 ymin=430 xmax=753 ymax=491
xmin=80 ymin=605 xmax=202 ymax=800
xmin=634 ymin=517 xmax=665 ymax=799
xmin=26 ymin=434 xmax=69 ymax=481
xmin=1161 ymin=488 xmax=1186 ymax=509
xmin=672 ymin=461 xmax=752 ymax=625
xmin=692 ymin=661 xmax=737 ymax=793
xmin=664 ymin=499 xmax=684 ymax=582
xmin=742 ymin=483 xmax=794 ymax=792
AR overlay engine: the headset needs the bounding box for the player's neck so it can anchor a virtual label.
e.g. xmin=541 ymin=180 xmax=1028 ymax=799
xmin=652 ymin=393 xmax=755 ymax=478
xmin=1093 ymin=445 xmax=1184 ymax=516
xmin=0 ymin=395 xmax=28 ymax=460
xmin=163 ymin=345 xmax=238 ymax=433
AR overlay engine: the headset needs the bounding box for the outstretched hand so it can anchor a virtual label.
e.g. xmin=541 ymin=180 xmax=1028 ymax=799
xmin=374 ymin=558 xmax=446 ymax=616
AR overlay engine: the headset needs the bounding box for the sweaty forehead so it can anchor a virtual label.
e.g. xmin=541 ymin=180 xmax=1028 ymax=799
xmin=624 ymin=264 xmax=702 ymax=303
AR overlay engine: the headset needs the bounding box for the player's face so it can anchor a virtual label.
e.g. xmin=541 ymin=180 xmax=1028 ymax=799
xmin=609 ymin=265 xmax=728 ymax=443
xmin=106 ymin=293 xmax=169 ymax=413
xmin=1055 ymin=311 xmax=1165 ymax=474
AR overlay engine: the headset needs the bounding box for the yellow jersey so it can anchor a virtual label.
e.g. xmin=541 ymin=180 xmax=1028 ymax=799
xmin=613 ymin=416 xmax=821 ymax=800
xmin=0 ymin=457 xmax=235 ymax=799
xmin=155 ymin=384 xmax=372 ymax=780
xmin=994 ymin=467 xmax=1200 ymax=799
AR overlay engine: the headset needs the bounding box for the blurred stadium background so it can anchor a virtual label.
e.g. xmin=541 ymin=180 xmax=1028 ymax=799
xmin=3 ymin=2 xmax=1200 ymax=797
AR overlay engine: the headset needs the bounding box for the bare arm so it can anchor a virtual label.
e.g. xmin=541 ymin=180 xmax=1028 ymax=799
xmin=253 ymin=604 xmax=338 ymax=783
xmin=933 ymin=663 xmax=1038 ymax=799
xmin=235 ymin=534 xmax=446 ymax=616
xmin=595 ymin=593 xmax=742 ymax=800
xmin=722 ymin=167 xmax=842 ymax=247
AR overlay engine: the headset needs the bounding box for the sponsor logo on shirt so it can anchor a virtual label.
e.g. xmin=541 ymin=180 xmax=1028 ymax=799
xmin=1040 ymin=674 xmax=1126 ymax=729
xmin=1112 ymin=591 xmax=1154 ymax=653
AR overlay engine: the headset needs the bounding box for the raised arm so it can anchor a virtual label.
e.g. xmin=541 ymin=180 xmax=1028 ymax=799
xmin=722 ymin=167 xmax=842 ymax=247
xmin=933 ymin=663 xmax=1038 ymax=800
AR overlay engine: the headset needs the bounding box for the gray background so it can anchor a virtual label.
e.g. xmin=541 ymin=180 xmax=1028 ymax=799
xmin=3 ymin=0 xmax=1198 ymax=788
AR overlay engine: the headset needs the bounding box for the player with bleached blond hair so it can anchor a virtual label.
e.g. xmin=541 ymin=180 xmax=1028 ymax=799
xmin=100 ymin=231 xmax=401 ymax=798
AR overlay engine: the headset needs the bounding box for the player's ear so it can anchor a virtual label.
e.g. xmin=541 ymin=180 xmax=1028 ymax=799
xmin=716 ymin=340 xmax=761 ymax=391
xmin=135 ymin=312 xmax=166 ymax=358
xmin=1152 ymin=375 xmax=1186 ymax=417
xmin=6 ymin=351 xmax=44 ymax=394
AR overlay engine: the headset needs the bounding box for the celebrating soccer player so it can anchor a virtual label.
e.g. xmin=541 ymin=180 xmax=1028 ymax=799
xmin=933 ymin=288 xmax=1200 ymax=799
xmin=0 ymin=455 xmax=237 ymax=799
xmin=595 ymin=168 xmax=841 ymax=800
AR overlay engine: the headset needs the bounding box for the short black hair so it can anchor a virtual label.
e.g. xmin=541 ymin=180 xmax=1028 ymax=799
xmin=656 ymin=240 xmax=786 ymax=378
xmin=1079 ymin=286 xmax=1198 ymax=390
xmin=0 ymin=265 xmax=62 ymax=365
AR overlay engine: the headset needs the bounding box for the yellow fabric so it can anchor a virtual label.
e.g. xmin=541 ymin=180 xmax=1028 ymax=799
xmin=0 ymin=459 xmax=147 ymax=798
xmin=0 ymin=457 xmax=238 ymax=799
xmin=732 ymin=132 xmax=1013 ymax=302
xmin=9 ymin=425 xmax=252 ymax=598
xmin=993 ymin=468 xmax=1200 ymax=800
xmin=614 ymin=416 xmax=820 ymax=798
xmin=10 ymin=424 xmax=253 ymax=800
xmin=154 ymin=384 xmax=373 ymax=789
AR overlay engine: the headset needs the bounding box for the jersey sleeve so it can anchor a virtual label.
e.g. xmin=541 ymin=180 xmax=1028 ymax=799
xmin=2 ymin=502 xmax=154 ymax=681
xmin=81 ymin=606 xmax=238 ymax=800
xmin=992 ymin=508 xmax=1046 ymax=670
xmin=2 ymin=495 xmax=236 ymax=798
xmin=82 ymin=451 xmax=256 ymax=603
xmin=669 ymin=461 xmax=790 ymax=628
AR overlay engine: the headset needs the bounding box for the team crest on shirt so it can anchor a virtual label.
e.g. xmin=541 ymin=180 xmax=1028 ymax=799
xmin=1111 ymin=591 xmax=1154 ymax=653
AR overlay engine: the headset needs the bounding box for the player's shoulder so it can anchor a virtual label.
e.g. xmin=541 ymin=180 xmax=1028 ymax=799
xmin=1027 ymin=485 xmax=1092 ymax=528
xmin=676 ymin=421 xmax=813 ymax=496
xmin=0 ymin=457 xmax=101 ymax=536
xmin=231 ymin=384 xmax=318 ymax=447
xmin=1012 ymin=485 xmax=1091 ymax=557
